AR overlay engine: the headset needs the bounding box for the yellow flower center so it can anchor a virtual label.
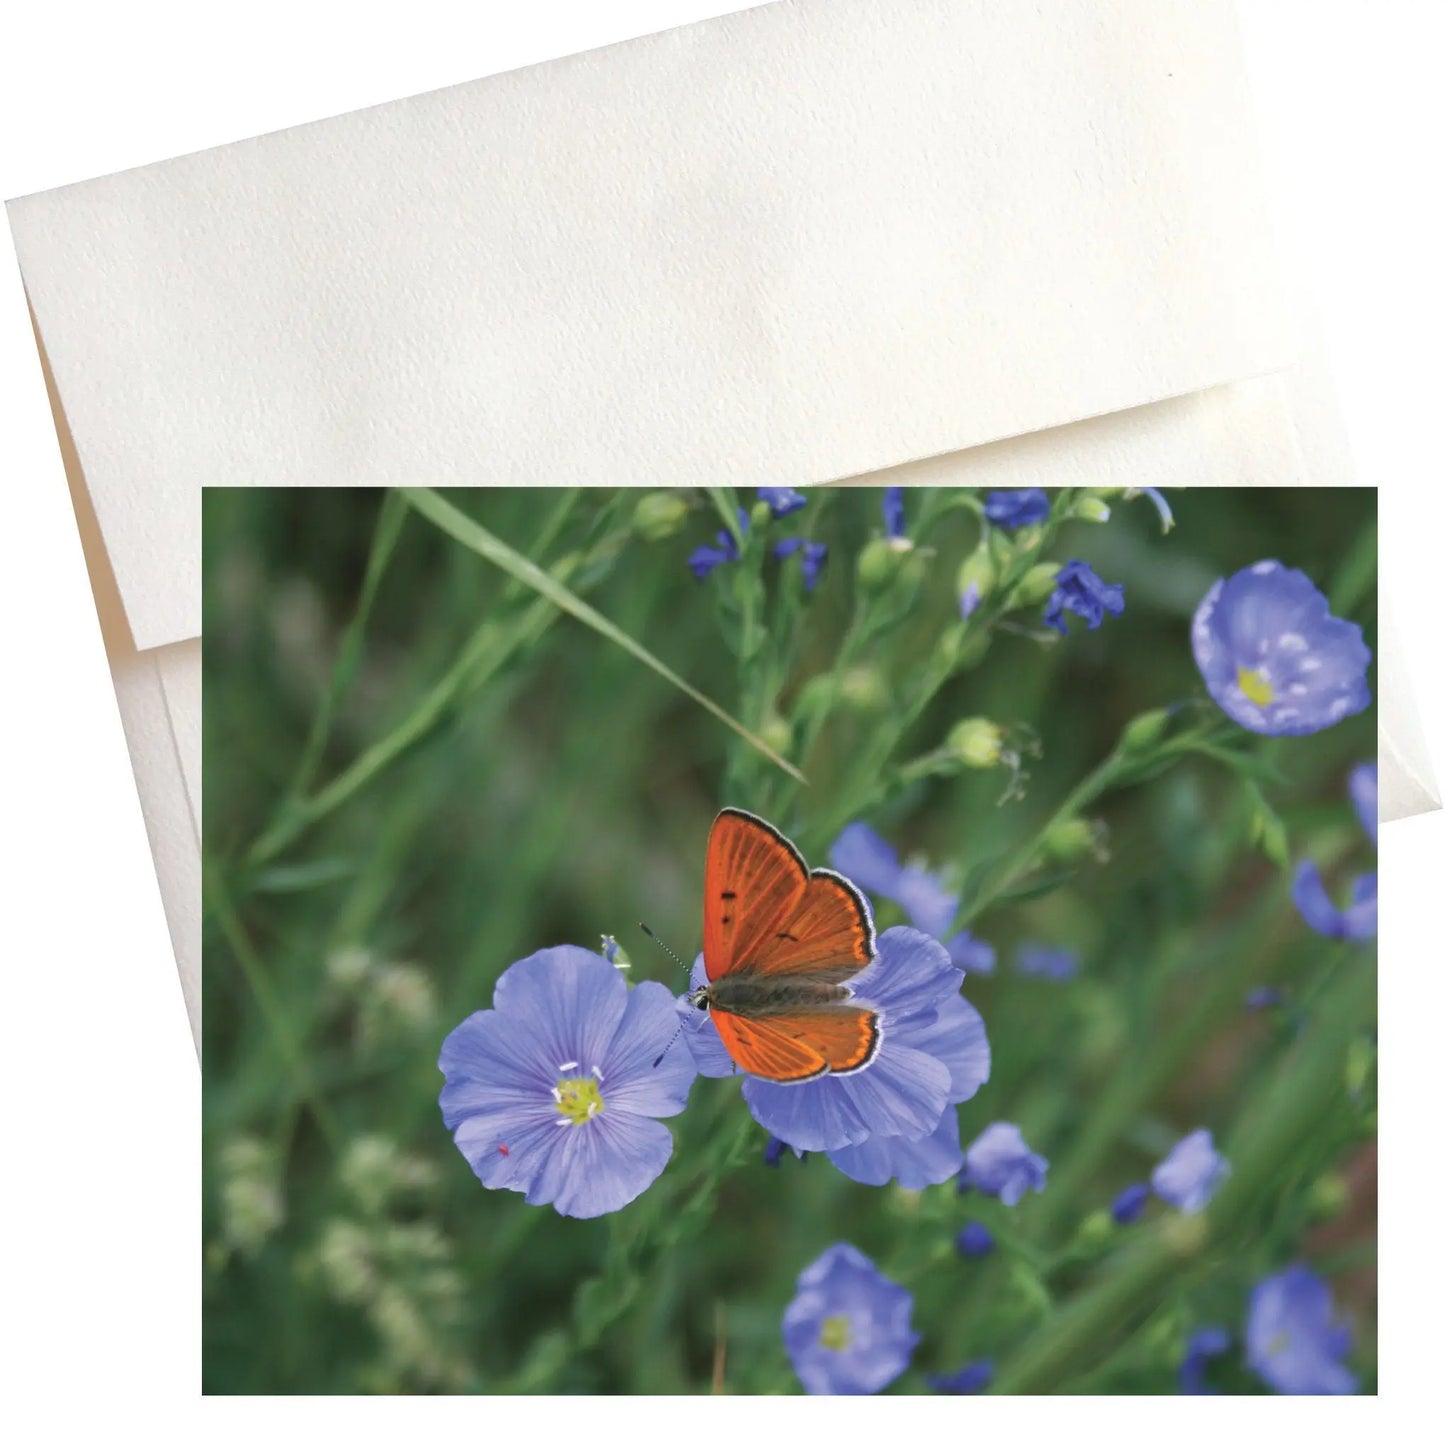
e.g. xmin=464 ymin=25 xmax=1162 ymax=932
xmin=819 ymin=1315 xmax=853 ymax=1352
xmin=554 ymin=1076 xmax=605 ymax=1126
xmin=1237 ymin=666 xmax=1275 ymax=707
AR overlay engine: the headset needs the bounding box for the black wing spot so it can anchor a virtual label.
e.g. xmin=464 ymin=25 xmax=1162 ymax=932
xmin=774 ymin=931 xmax=798 ymax=942
xmin=720 ymin=890 xmax=737 ymax=900
xmin=721 ymin=915 xmax=731 ymax=925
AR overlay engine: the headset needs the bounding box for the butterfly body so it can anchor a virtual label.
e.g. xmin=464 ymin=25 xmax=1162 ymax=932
xmin=693 ymin=808 xmax=880 ymax=1084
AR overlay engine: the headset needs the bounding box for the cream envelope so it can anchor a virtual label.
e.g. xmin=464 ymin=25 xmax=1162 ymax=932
xmin=6 ymin=0 xmax=1433 ymax=1056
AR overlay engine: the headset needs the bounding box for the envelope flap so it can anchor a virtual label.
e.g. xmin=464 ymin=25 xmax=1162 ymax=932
xmin=8 ymin=0 xmax=1289 ymax=651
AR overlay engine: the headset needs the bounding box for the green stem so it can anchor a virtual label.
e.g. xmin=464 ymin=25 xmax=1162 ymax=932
xmin=204 ymin=862 xmax=344 ymax=1154
xmin=993 ymin=953 xmax=1375 ymax=1393
xmin=284 ymin=491 xmax=409 ymax=804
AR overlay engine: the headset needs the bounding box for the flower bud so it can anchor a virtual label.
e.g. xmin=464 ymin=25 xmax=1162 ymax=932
xmin=1075 ymin=1209 xmax=1115 ymax=1254
xmin=1006 ymin=561 xmax=1062 ymax=610
xmin=856 ymin=538 xmax=903 ymax=591
xmin=956 ymin=546 xmax=996 ymax=604
xmin=1306 ymin=1171 xmax=1349 ymax=1225
xmin=838 ymin=666 xmax=891 ymax=715
xmin=1041 ymin=816 xmax=1105 ymax=865
xmin=759 ymin=711 xmax=794 ymax=757
xmin=1249 ymin=801 xmax=1290 ymax=870
xmin=1075 ymin=496 xmax=1112 ymax=523
xmin=631 ymin=491 xmax=690 ymax=542
xmin=1119 ymin=708 xmax=1171 ymax=755
xmin=948 ymin=718 xmax=1006 ymax=769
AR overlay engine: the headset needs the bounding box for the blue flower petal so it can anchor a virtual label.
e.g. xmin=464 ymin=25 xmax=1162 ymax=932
xmin=826 ymin=1107 xmax=964 ymax=1189
xmin=1111 ymin=1182 xmax=1149 ymax=1225
xmin=946 ymin=930 xmax=996 ymax=975
xmin=849 ymin=926 xmax=962 ymax=1020
xmin=963 ymin=1122 xmax=1049 ymax=1205
xmin=745 ymin=1037 xmax=952 ymax=1151
xmin=1151 ymin=1129 xmax=1230 ymax=1214
xmin=1180 ymin=1326 xmax=1230 ymax=1394
xmin=523 ymin=1108 xmax=675 ymax=1219
xmin=758 ymin=487 xmax=807 ymax=516
xmin=883 ymin=487 xmax=907 ymax=539
xmin=602 ymin=980 xmax=697 ymax=1117
xmin=1292 ymin=862 xmax=1378 ymax=941
xmin=955 ymin=1221 xmax=995 ymax=1259
xmin=1350 ymin=763 xmax=1379 ymax=846
xmin=929 ymin=1360 xmax=994 ymax=1394
xmin=983 ymin=489 xmax=1050 ymax=529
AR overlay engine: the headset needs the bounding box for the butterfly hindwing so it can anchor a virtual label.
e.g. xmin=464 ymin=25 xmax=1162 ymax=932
xmin=709 ymin=1005 xmax=880 ymax=1084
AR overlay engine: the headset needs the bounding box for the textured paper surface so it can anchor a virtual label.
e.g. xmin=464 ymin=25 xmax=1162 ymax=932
xmin=8 ymin=0 xmax=1288 ymax=651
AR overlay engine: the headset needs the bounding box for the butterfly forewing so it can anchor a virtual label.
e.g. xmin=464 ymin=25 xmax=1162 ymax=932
xmin=702 ymin=809 xmax=809 ymax=982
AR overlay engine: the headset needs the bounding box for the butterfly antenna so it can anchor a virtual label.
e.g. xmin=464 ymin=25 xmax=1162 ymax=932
xmin=639 ymin=922 xmax=702 ymax=1067
xmin=638 ymin=921 xmax=692 ymax=976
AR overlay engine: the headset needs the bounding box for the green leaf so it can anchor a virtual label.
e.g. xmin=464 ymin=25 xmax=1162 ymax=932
xmin=405 ymin=489 xmax=803 ymax=785
xmin=250 ymin=857 xmax=357 ymax=894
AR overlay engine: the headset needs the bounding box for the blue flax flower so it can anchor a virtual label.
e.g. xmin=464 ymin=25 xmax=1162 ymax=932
xmin=882 ymin=486 xmax=907 ymax=540
xmin=1180 ymin=1327 xmax=1230 ymax=1395
xmin=773 ymin=536 xmax=829 ymax=591
xmin=782 ymin=1244 xmax=919 ymax=1395
xmin=1191 ymin=561 xmax=1371 ymax=735
xmin=984 ymin=488 xmax=1050 ymax=529
xmin=929 ymin=1360 xmax=994 ymax=1394
xmin=961 ymin=1122 xmax=1048 ymax=1205
xmin=758 ymin=486 xmax=807 ymax=517
xmin=1151 ymin=1129 xmax=1230 ymax=1214
xmin=1043 ymin=559 xmax=1125 ymax=635
xmin=1292 ymin=762 xmax=1380 ymax=941
xmin=955 ymin=1221 xmax=995 ymax=1259
xmin=829 ymin=823 xmax=996 ymax=974
xmin=688 ymin=509 xmax=749 ymax=581
xmin=1014 ymin=943 xmax=1078 ymax=981
xmin=1111 ymin=1182 xmax=1149 ymax=1225
xmin=1246 ymin=1266 xmax=1357 ymax=1395
xmin=684 ymin=936 xmax=982 ymax=1167
xmin=439 ymin=945 xmax=696 ymax=1219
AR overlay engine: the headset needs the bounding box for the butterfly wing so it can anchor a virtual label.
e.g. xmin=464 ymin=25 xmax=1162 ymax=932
xmin=702 ymin=809 xmax=875 ymax=983
xmin=710 ymin=1005 xmax=880 ymax=1084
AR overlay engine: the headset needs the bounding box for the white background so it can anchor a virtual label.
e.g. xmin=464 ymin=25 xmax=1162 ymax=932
xmin=0 ymin=0 xmax=1438 ymax=1420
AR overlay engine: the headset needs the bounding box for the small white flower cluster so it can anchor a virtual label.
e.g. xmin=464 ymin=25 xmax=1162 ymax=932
xmin=325 ymin=947 xmax=438 ymax=1051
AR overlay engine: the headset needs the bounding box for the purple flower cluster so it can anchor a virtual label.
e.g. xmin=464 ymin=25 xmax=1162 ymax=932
xmin=1293 ymin=762 xmax=1378 ymax=941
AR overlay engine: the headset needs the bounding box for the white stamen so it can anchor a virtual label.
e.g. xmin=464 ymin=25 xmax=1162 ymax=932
xmin=591 ymin=1065 xmax=605 ymax=1083
xmin=551 ymin=1086 xmax=563 ymax=1101
xmin=555 ymin=1117 xmax=572 ymax=1126
xmin=587 ymin=1102 xmax=599 ymax=1116
xmin=558 ymin=1061 xmax=579 ymax=1072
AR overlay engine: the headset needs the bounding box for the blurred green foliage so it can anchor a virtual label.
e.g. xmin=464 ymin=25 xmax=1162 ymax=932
xmin=202 ymin=485 xmax=1376 ymax=1394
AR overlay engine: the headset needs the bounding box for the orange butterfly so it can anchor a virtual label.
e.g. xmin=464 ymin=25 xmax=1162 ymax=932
xmin=688 ymin=808 xmax=880 ymax=1083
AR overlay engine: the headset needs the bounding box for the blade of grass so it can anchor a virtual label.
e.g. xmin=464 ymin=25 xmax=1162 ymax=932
xmin=404 ymin=488 xmax=803 ymax=785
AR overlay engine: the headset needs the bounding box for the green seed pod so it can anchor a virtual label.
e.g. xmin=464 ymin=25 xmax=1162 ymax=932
xmin=630 ymin=491 xmax=691 ymax=542
xmin=1007 ymin=561 xmax=1063 ymax=610
xmin=956 ymin=546 xmax=996 ymax=603
xmin=1075 ymin=496 xmax=1112 ymax=523
xmin=856 ymin=537 xmax=903 ymax=591
xmin=839 ymin=665 xmax=891 ymax=715
xmin=948 ymin=717 xmax=1006 ymax=769
xmin=1119 ymin=708 xmax=1171 ymax=755
xmin=1041 ymin=816 xmax=1101 ymax=864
